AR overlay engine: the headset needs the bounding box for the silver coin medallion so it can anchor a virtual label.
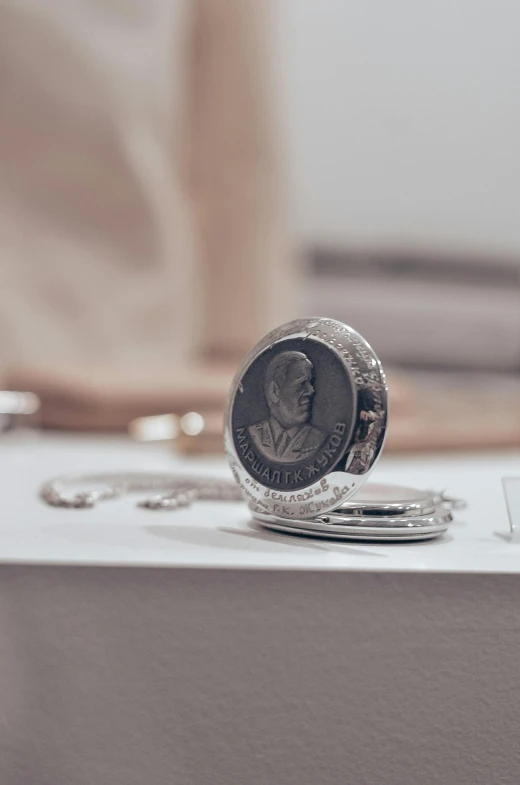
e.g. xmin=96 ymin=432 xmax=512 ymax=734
xmin=224 ymin=317 xmax=388 ymax=519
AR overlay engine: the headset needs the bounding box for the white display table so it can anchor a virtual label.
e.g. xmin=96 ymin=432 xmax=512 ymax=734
xmin=1 ymin=434 xmax=519 ymax=785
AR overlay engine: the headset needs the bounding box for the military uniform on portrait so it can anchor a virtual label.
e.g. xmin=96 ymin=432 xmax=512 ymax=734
xmin=245 ymin=349 xmax=327 ymax=465
xmin=249 ymin=418 xmax=325 ymax=464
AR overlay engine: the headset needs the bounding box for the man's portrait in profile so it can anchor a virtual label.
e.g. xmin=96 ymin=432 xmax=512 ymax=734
xmin=248 ymin=351 xmax=326 ymax=464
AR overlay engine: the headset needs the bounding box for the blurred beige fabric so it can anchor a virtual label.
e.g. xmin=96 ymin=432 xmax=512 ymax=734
xmin=0 ymin=0 xmax=289 ymax=378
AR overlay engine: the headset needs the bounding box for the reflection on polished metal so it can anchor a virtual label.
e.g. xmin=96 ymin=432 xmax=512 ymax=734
xmin=249 ymin=481 xmax=466 ymax=542
xmin=251 ymin=504 xmax=453 ymax=542
xmin=334 ymin=482 xmax=437 ymax=517
xmin=333 ymin=483 xmax=465 ymax=518
xmin=253 ymin=517 xmax=450 ymax=542
xmin=225 ymin=317 xmax=388 ymax=519
xmin=251 ymin=504 xmax=453 ymax=530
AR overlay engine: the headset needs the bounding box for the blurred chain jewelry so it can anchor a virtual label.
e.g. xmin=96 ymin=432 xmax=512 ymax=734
xmin=40 ymin=473 xmax=464 ymax=521
xmin=40 ymin=471 xmax=465 ymax=542
xmin=40 ymin=472 xmax=243 ymax=511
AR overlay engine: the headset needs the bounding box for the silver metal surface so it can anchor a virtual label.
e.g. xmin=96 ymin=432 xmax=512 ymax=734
xmin=335 ymin=482 xmax=438 ymax=517
xmin=315 ymin=505 xmax=454 ymax=528
xmin=251 ymin=503 xmax=452 ymax=536
xmin=225 ymin=317 xmax=388 ymax=519
xmin=255 ymin=517 xmax=449 ymax=542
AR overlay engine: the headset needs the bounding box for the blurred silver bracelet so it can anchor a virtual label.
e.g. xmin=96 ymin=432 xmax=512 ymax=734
xmin=40 ymin=472 xmax=244 ymax=510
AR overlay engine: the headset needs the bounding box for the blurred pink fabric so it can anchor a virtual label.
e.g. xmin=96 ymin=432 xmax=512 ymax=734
xmin=0 ymin=0 xmax=290 ymax=376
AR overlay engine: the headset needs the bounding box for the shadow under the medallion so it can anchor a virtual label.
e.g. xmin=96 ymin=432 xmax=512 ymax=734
xmin=145 ymin=520 xmax=387 ymax=557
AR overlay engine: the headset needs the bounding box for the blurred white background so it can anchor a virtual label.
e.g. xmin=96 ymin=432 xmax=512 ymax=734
xmin=282 ymin=0 xmax=520 ymax=255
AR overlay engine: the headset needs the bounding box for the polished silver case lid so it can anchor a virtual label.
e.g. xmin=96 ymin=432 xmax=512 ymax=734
xmin=254 ymin=518 xmax=448 ymax=542
xmin=250 ymin=504 xmax=453 ymax=531
xmin=225 ymin=317 xmax=388 ymax=519
xmin=336 ymin=482 xmax=438 ymax=517
xmin=251 ymin=504 xmax=451 ymax=542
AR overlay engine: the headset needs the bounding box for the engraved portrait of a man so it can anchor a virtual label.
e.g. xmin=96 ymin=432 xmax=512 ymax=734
xmin=248 ymin=351 xmax=326 ymax=464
